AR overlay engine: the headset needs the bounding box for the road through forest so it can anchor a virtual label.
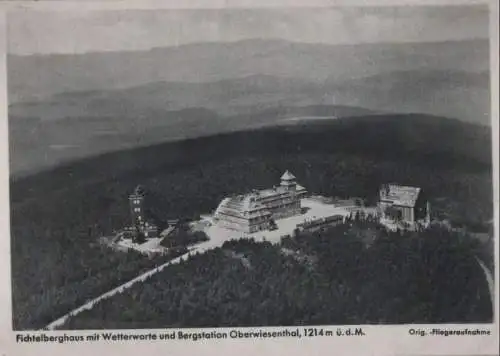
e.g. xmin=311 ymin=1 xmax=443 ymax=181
xmin=44 ymin=219 xmax=495 ymax=330
xmin=43 ymin=239 xmax=219 ymax=330
xmin=475 ymin=257 xmax=495 ymax=311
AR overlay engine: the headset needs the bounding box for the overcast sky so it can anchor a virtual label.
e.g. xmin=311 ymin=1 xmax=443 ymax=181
xmin=8 ymin=5 xmax=489 ymax=55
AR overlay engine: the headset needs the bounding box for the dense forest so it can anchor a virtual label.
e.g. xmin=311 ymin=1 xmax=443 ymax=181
xmin=161 ymin=223 xmax=209 ymax=249
xmin=11 ymin=241 xmax=184 ymax=330
xmin=10 ymin=115 xmax=494 ymax=330
xmin=62 ymin=222 xmax=493 ymax=329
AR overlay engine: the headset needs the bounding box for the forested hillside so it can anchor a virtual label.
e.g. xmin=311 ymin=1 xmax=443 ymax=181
xmin=10 ymin=115 xmax=493 ymax=330
xmin=63 ymin=222 xmax=492 ymax=329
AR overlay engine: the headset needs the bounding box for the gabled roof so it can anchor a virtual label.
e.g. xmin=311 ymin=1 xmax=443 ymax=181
xmin=380 ymin=184 xmax=422 ymax=208
xmin=296 ymin=184 xmax=306 ymax=192
xmin=215 ymin=195 xmax=271 ymax=219
xmin=281 ymin=170 xmax=296 ymax=180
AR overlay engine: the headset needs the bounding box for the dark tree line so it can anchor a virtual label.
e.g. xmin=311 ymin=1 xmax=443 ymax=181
xmin=63 ymin=223 xmax=492 ymax=329
xmin=160 ymin=223 xmax=209 ymax=249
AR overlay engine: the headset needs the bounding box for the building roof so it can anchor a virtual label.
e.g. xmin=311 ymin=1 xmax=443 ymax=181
xmin=296 ymin=184 xmax=306 ymax=193
xmin=215 ymin=195 xmax=271 ymax=219
xmin=132 ymin=185 xmax=145 ymax=196
xmin=215 ymin=170 xmax=307 ymax=220
xmin=250 ymin=181 xmax=307 ymax=199
xmin=258 ymin=184 xmax=298 ymax=197
xmin=380 ymin=184 xmax=422 ymax=208
xmin=281 ymin=170 xmax=296 ymax=181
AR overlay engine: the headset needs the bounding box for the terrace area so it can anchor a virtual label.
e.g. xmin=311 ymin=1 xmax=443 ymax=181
xmin=202 ymin=197 xmax=355 ymax=245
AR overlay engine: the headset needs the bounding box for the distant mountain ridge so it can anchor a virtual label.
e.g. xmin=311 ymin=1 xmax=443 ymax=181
xmin=327 ymin=69 xmax=490 ymax=125
xmin=9 ymin=69 xmax=491 ymax=124
xmin=8 ymin=38 xmax=492 ymax=175
xmin=8 ymin=38 xmax=489 ymax=103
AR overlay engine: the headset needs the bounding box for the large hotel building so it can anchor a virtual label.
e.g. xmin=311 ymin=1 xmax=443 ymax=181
xmin=213 ymin=171 xmax=307 ymax=233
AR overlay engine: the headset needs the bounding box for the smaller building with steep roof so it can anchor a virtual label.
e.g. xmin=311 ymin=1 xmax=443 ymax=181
xmin=378 ymin=183 xmax=430 ymax=230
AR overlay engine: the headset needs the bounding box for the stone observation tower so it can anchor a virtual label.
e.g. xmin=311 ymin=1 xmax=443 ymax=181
xmin=127 ymin=185 xmax=159 ymax=241
xmin=129 ymin=185 xmax=146 ymax=226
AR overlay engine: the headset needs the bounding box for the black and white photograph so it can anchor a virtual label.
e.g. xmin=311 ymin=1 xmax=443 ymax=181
xmin=4 ymin=1 xmax=497 ymax=338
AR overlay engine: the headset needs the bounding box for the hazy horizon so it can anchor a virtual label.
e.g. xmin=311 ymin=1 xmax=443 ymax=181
xmin=7 ymin=3 xmax=492 ymax=175
xmin=8 ymin=5 xmax=489 ymax=55
xmin=7 ymin=37 xmax=490 ymax=58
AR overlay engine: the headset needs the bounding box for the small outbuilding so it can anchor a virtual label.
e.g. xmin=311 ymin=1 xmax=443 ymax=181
xmin=378 ymin=184 xmax=430 ymax=230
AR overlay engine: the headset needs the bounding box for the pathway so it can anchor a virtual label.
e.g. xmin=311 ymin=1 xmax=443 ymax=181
xmin=475 ymin=256 xmax=495 ymax=311
xmin=43 ymin=239 xmax=220 ymax=330
xmin=43 ymin=199 xmax=351 ymax=330
xmin=44 ymin=205 xmax=492 ymax=330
